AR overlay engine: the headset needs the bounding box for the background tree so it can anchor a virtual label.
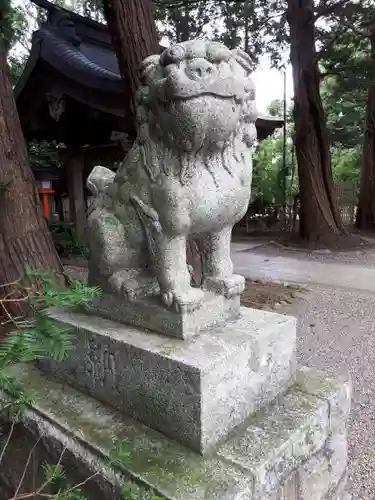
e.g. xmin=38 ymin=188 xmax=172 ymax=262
xmin=0 ymin=1 xmax=64 ymax=317
xmin=286 ymin=0 xmax=346 ymax=243
xmin=255 ymin=95 xmax=361 ymax=210
xmin=252 ymin=100 xmax=296 ymax=213
xmin=321 ymin=76 xmax=365 ymax=150
xmin=155 ymin=0 xmax=222 ymax=43
xmin=102 ymin=0 xmax=159 ymax=120
xmin=356 ymin=26 xmax=375 ymax=229
xmin=349 ymin=12 xmax=375 ymax=229
xmin=316 ymin=0 xmax=375 ymax=228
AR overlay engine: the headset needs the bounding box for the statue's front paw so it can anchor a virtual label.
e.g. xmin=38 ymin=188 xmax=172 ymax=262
xmin=109 ymin=270 xmax=138 ymax=301
xmin=109 ymin=270 xmax=129 ymax=294
xmin=161 ymin=287 xmax=204 ymax=313
xmin=203 ymin=274 xmax=245 ymax=298
xmin=109 ymin=270 xmax=158 ymax=301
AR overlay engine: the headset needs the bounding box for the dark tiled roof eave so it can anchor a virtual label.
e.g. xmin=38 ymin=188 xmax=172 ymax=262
xmin=15 ymin=30 xmax=124 ymax=98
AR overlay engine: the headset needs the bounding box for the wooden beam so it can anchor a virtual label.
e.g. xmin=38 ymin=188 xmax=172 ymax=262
xmin=66 ymin=154 xmax=87 ymax=246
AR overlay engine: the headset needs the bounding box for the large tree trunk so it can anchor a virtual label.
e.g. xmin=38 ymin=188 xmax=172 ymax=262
xmin=287 ymin=0 xmax=345 ymax=244
xmin=103 ymin=0 xmax=204 ymax=285
xmin=0 ymin=44 xmax=63 ymax=317
xmin=356 ymin=28 xmax=375 ymax=230
xmin=102 ymin=0 xmax=159 ymax=119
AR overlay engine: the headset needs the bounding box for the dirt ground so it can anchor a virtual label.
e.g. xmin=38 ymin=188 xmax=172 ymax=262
xmin=241 ymin=279 xmax=306 ymax=310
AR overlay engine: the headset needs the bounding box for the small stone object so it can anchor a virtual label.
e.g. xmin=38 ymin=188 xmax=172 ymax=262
xmin=85 ymin=39 xmax=258 ymax=332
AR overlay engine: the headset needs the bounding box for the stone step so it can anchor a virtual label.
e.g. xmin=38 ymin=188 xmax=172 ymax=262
xmin=1 ymin=364 xmax=351 ymax=500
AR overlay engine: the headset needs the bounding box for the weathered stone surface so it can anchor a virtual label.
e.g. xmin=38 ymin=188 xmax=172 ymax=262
xmin=280 ymin=469 xmax=299 ymax=499
xmin=297 ymin=432 xmax=347 ymax=499
xmin=218 ymin=390 xmax=329 ymax=499
xmin=86 ymin=39 xmax=258 ymax=323
xmin=86 ymin=289 xmax=240 ymax=339
xmin=40 ymin=306 xmax=296 ymax=453
xmin=280 ymin=469 xmax=349 ymax=500
xmin=295 ymin=366 xmax=351 ymax=433
xmin=2 ymin=364 xmax=255 ymax=500
xmin=2 ymin=364 xmax=350 ymax=500
xmin=323 ymin=472 xmax=350 ymax=500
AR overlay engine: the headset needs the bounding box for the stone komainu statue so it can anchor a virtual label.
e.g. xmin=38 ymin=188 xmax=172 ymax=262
xmin=86 ymin=39 xmax=258 ymax=313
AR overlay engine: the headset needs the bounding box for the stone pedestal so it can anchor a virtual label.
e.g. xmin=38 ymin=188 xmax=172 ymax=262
xmin=40 ymin=306 xmax=296 ymax=453
xmin=85 ymin=290 xmax=241 ymax=339
xmin=25 ymin=304 xmax=351 ymax=500
xmin=2 ymin=364 xmax=351 ymax=500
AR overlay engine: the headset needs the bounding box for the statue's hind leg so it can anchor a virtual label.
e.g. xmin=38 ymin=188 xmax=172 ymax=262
xmin=87 ymin=206 xmax=157 ymax=300
xmin=202 ymin=226 xmax=245 ymax=298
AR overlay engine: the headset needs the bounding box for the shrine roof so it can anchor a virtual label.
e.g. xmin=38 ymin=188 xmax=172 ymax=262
xmin=15 ymin=0 xmax=283 ymax=143
xmin=15 ymin=0 xmax=124 ymax=100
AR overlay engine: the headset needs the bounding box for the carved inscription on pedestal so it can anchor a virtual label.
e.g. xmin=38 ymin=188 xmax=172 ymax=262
xmin=83 ymin=337 xmax=118 ymax=388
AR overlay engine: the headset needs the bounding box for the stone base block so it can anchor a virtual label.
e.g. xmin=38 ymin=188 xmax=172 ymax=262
xmin=39 ymin=306 xmax=296 ymax=453
xmin=1 ymin=365 xmax=351 ymax=500
xmin=85 ymin=290 xmax=240 ymax=339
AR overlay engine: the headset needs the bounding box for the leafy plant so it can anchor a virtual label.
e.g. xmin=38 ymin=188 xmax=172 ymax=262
xmin=42 ymin=462 xmax=67 ymax=484
xmin=0 ymin=267 xmax=100 ymax=417
xmin=0 ymin=268 xmax=165 ymax=499
xmin=28 ymin=140 xmax=64 ymax=171
xmin=108 ymin=439 xmax=131 ymax=469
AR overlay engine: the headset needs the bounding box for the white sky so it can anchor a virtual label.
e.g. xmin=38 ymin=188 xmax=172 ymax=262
xmin=253 ymin=57 xmax=294 ymax=113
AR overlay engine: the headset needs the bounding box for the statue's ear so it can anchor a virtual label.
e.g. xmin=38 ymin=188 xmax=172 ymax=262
xmin=245 ymin=75 xmax=256 ymax=102
xmin=87 ymin=166 xmax=115 ymax=197
xmin=231 ymin=48 xmax=255 ymax=75
xmin=139 ymin=55 xmax=160 ymax=85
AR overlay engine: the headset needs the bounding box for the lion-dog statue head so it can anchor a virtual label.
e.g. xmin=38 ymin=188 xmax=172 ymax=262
xmin=135 ymin=40 xmax=257 ymax=161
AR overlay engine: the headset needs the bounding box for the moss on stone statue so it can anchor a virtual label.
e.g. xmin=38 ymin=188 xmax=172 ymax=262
xmin=6 ymin=364 xmax=249 ymax=500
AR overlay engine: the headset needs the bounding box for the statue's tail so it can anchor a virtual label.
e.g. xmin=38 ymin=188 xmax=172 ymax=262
xmin=86 ymin=165 xmax=115 ymax=197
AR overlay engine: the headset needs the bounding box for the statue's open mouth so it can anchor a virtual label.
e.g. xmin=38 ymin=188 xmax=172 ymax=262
xmin=170 ymin=92 xmax=237 ymax=102
xmin=158 ymin=76 xmax=244 ymax=104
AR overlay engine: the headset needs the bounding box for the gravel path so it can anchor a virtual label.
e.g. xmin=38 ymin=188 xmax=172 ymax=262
xmin=283 ymin=286 xmax=375 ymax=500
xmin=244 ymin=241 xmax=375 ymax=268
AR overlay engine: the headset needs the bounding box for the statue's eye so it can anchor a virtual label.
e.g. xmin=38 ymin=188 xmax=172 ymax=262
xmin=160 ymin=45 xmax=185 ymax=67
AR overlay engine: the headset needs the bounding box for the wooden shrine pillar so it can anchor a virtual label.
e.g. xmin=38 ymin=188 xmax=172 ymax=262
xmin=54 ymin=192 xmax=64 ymax=221
xmin=66 ymin=153 xmax=87 ymax=246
